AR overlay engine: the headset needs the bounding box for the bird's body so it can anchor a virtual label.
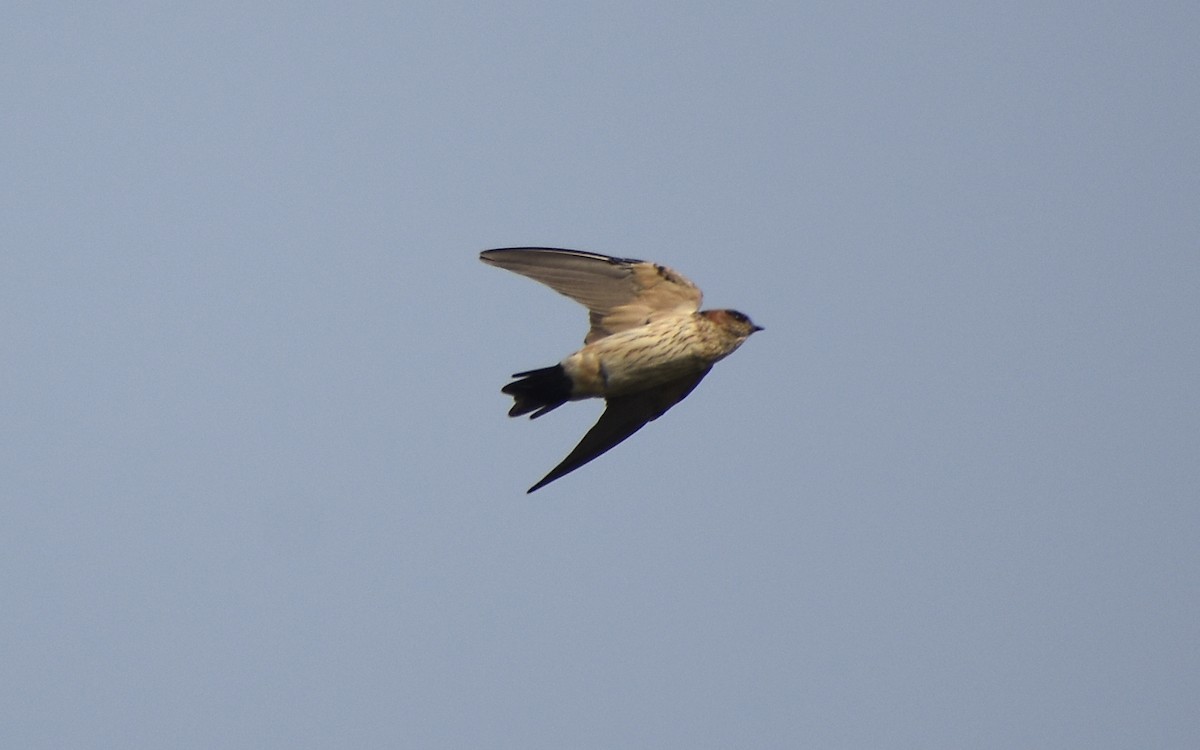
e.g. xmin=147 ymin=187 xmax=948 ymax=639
xmin=481 ymin=247 xmax=761 ymax=492
xmin=561 ymin=312 xmax=736 ymax=398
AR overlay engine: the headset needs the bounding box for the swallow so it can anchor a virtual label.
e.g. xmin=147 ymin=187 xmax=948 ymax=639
xmin=480 ymin=247 xmax=762 ymax=493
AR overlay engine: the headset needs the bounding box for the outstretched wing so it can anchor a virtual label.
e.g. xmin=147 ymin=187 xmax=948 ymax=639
xmin=480 ymin=247 xmax=703 ymax=343
xmin=526 ymin=367 xmax=711 ymax=493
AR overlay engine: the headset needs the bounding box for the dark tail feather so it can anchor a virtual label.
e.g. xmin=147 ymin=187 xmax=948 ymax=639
xmin=501 ymin=365 xmax=572 ymax=419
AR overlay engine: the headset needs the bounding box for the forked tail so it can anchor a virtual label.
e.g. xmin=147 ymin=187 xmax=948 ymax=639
xmin=501 ymin=365 xmax=572 ymax=419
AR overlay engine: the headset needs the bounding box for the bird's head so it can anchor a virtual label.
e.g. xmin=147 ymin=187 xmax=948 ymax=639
xmin=702 ymin=309 xmax=763 ymax=339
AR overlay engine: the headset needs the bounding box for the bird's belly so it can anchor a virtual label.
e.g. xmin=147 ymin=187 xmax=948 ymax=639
xmin=582 ymin=322 xmax=708 ymax=397
xmin=601 ymin=357 xmax=704 ymax=396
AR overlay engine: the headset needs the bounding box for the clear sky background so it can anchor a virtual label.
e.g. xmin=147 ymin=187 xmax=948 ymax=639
xmin=3 ymin=2 xmax=1197 ymax=748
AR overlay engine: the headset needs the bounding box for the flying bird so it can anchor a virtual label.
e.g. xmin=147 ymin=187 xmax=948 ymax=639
xmin=480 ymin=247 xmax=762 ymax=493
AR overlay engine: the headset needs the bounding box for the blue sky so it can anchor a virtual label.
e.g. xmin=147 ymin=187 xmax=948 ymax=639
xmin=3 ymin=2 xmax=1198 ymax=747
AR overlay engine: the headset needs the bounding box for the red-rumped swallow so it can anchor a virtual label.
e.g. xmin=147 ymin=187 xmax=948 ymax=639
xmin=481 ymin=247 xmax=762 ymax=493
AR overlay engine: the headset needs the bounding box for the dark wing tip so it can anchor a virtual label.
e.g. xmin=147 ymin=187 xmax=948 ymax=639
xmin=479 ymin=247 xmax=645 ymax=266
xmin=527 ymin=461 xmax=568 ymax=492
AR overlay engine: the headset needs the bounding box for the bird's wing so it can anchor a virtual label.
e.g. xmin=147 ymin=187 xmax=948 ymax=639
xmin=480 ymin=247 xmax=703 ymax=343
xmin=526 ymin=367 xmax=711 ymax=493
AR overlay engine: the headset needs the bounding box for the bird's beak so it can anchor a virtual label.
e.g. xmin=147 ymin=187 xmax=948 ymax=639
xmin=751 ymin=324 xmax=764 ymax=333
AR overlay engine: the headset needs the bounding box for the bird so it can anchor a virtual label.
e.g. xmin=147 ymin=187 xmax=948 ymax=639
xmin=480 ymin=247 xmax=762 ymax=493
